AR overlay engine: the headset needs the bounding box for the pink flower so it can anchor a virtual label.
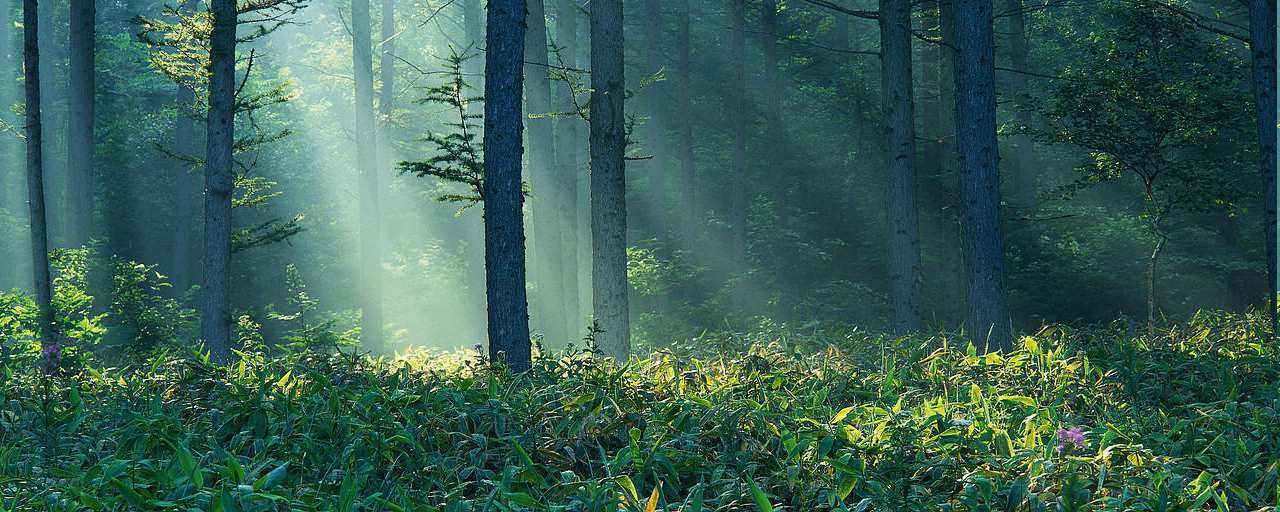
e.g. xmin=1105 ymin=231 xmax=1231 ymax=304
xmin=41 ymin=342 xmax=62 ymax=374
xmin=1056 ymin=426 xmax=1087 ymax=453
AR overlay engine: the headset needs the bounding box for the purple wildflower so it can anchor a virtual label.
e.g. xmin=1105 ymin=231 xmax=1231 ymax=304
xmin=41 ymin=342 xmax=62 ymax=374
xmin=1056 ymin=426 xmax=1087 ymax=454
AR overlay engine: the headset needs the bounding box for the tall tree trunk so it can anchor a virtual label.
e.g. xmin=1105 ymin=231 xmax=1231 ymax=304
xmin=590 ymin=0 xmax=628 ymax=360
xmin=760 ymin=0 xmax=784 ymax=213
xmin=65 ymin=0 xmax=93 ymax=247
xmin=640 ymin=0 xmax=666 ymax=246
xmin=484 ymin=0 xmax=532 ymax=372
xmin=1003 ymin=0 xmax=1036 ymax=213
xmin=729 ymin=0 xmax=747 ymax=264
xmin=379 ymin=0 xmax=395 ymax=154
xmin=525 ymin=0 xmax=567 ymax=344
xmin=202 ymin=0 xmax=235 ymax=363
xmin=352 ymin=0 xmax=383 ymax=352
xmin=1248 ymin=0 xmax=1276 ymax=335
xmin=674 ymin=0 xmax=694 ymax=234
xmin=554 ymin=0 xmax=582 ymax=338
xmin=952 ymin=0 xmax=1011 ymax=351
xmin=172 ymin=81 xmax=196 ymax=295
xmin=464 ymin=0 xmax=483 ymax=78
xmin=879 ymin=0 xmax=923 ymax=333
xmin=24 ymin=0 xmax=52 ymax=348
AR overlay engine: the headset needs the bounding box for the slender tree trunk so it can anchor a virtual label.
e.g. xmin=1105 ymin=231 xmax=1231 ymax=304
xmin=352 ymin=0 xmax=383 ymax=352
xmin=65 ymin=0 xmax=93 ymax=248
xmin=674 ymin=0 xmax=694 ymax=232
xmin=576 ymin=10 xmax=592 ymax=322
xmin=1003 ymin=0 xmax=1036 ymax=214
xmin=202 ymin=0 xmax=235 ymax=362
xmin=24 ymin=0 xmax=52 ymax=348
xmin=484 ymin=0 xmax=532 ymax=372
xmin=1247 ymin=0 xmax=1276 ymax=335
xmin=171 ymin=82 xmax=196 ymax=295
xmin=729 ymin=0 xmax=747 ymax=263
xmin=464 ymin=0 xmax=483 ymax=78
xmin=760 ymin=0 xmax=784 ymax=212
xmin=952 ymin=0 xmax=1011 ymax=351
xmin=525 ymin=0 xmax=567 ymax=344
xmin=379 ymin=0 xmax=396 ymax=151
xmin=590 ymin=0 xmax=628 ymax=360
xmin=640 ymin=0 xmax=666 ymax=246
xmin=554 ymin=0 xmax=582 ymax=338
xmin=1146 ymin=218 xmax=1166 ymax=334
xmin=879 ymin=0 xmax=923 ymax=333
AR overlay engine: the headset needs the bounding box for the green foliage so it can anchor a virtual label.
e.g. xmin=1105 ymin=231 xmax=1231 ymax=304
xmin=103 ymin=257 xmax=196 ymax=359
xmin=398 ymin=50 xmax=489 ymax=210
xmin=0 ymin=313 xmax=1275 ymax=510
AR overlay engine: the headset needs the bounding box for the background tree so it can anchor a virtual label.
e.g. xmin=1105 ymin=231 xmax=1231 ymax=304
xmin=24 ymin=0 xmax=53 ymax=349
xmin=65 ymin=0 xmax=94 ymax=247
xmin=590 ymin=0 xmax=627 ymax=360
xmin=878 ymin=0 xmax=922 ymax=333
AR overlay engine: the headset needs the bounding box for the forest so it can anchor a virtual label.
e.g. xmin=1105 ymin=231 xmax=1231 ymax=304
xmin=0 ymin=0 xmax=1278 ymax=508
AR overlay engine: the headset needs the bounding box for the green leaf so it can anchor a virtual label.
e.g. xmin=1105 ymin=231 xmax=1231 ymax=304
xmin=254 ymin=462 xmax=288 ymax=491
xmin=748 ymin=479 xmax=773 ymax=512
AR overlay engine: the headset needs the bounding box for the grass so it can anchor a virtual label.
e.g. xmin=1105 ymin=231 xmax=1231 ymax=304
xmin=0 ymin=309 xmax=1277 ymax=511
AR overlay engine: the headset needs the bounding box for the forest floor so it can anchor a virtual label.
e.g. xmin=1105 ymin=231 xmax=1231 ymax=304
xmin=0 ymin=310 xmax=1277 ymax=511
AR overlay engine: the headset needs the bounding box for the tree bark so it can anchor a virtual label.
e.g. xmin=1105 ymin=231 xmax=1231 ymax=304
xmin=202 ymin=0 xmax=236 ymax=362
xmin=1247 ymin=0 xmax=1276 ymax=335
xmin=879 ymin=0 xmax=923 ymax=333
xmin=525 ymin=0 xmax=567 ymax=345
xmin=952 ymin=0 xmax=1011 ymax=351
xmin=484 ymin=0 xmax=533 ymax=372
xmin=729 ymin=0 xmax=747 ymax=263
xmin=760 ymin=0 xmax=785 ymax=213
xmin=379 ymin=0 xmax=396 ymax=152
xmin=674 ymin=0 xmax=695 ymax=233
xmin=590 ymin=0 xmax=628 ymax=360
xmin=1146 ymin=218 xmax=1167 ymax=334
xmin=1003 ymin=0 xmax=1036 ymax=214
xmin=24 ymin=0 xmax=53 ymax=348
xmin=640 ymin=0 xmax=667 ymax=246
xmin=171 ymin=82 xmax=196 ymax=296
xmin=464 ymin=0 xmax=483 ymax=79
xmin=554 ymin=0 xmax=582 ymax=338
xmin=65 ymin=0 xmax=94 ymax=247
xmin=352 ymin=0 xmax=384 ymax=352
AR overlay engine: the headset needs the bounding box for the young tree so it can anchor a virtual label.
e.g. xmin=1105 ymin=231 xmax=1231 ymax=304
xmin=952 ymin=0 xmax=1011 ymax=350
xmin=24 ymin=0 xmax=53 ymax=348
xmin=352 ymin=0 xmax=384 ymax=352
xmin=590 ymin=0 xmax=628 ymax=360
xmin=1246 ymin=0 xmax=1276 ymax=334
xmin=878 ymin=0 xmax=922 ymax=333
xmin=484 ymin=0 xmax=533 ymax=372
xmin=65 ymin=0 xmax=94 ymax=247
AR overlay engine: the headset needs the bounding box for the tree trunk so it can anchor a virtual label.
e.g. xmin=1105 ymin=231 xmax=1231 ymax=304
xmin=483 ymin=0 xmax=533 ymax=372
xmin=65 ymin=0 xmax=94 ymax=247
xmin=952 ymin=0 xmax=1011 ymax=351
xmin=554 ymin=0 xmax=582 ymax=338
xmin=729 ymin=0 xmax=747 ymax=264
xmin=24 ymin=0 xmax=53 ymax=348
xmin=202 ymin=0 xmax=235 ymax=362
xmin=1248 ymin=0 xmax=1276 ymax=335
xmin=379 ymin=0 xmax=396 ymax=155
xmin=590 ymin=0 xmax=628 ymax=360
xmin=879 ymin=0 xmax=923 ymax=333
xmin=1146 ymin=224 xmax=1167 ymax=334
xmin=525 ymin=0 xmax=567 ymax=345
xmin=640 ymin=0 xmax=667 ymax=246
xmin=464 ymin=0 xmax=483 ymax=79
xmin=760 ymin=0 xmax=784 ymax=213
xmin=674 ymin=0 xmax=694 ymax=235
xmin=1003 ymin=0 xmax=1036 ymax=214
xmin=172 ymin=80 xmax=196 ymax=296
xmin=352 ymin=0 xmax=383 ymax=352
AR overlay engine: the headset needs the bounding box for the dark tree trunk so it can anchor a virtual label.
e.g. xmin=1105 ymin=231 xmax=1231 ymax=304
xmin=554 ymin=0 xmax=582 ymax=337
xmin=729 ymin=0 xmax=747 ymax=263
xmin=1146 ymin=216 xmax=1167 ymax=333
xmin=24 ymin=0 xmax=52 ymax=347
xmin=590 ymin=0 xmax=628 ymax=360
xmin=1003 ymin=0 xmax=1036 ymax=213
xmin=879 ymin=0 xmax=923 ymax=333
xmin=760 ymin=0 xmax=784 ymax=212
xmin=483 ymin=0 xmax=533 ymax=372
xmin=640 ymin=0 xmax=667 ymax=245
xmin=202 ymin=0 xmax=236 ymax=362
xmin=352 ymin=0 xmax=384 ymax=352
xmin=1248 ymin=0 xmax=1276 ymax=335
xmin=674 ymin=0 xmax=695 ymax=233
xmin=65 ymin=0 xmax=94 ymax=247
xmin=525 ymin=0 xmax=567 ymax=345
xmin=952 ymin=0 xmax=1011 ymax=351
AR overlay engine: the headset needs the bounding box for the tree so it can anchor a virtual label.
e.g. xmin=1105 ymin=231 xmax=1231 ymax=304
xmin=674 ymin=0 xmax=694 ymax=231
xmin=729 ymin=0 xmax=747 ymax=263
xmin=525 ymin=0 xmax=568 ymax=344
xmin=484 ymin=0 xmax=533 ymax=372
xmin=1002 ymin=0 xmax=1036 ymax=213
xmin=952 ymin=0 xmax=1011 ymax=350
xmin=1246 ymin=0 xmax=1276 ymax=334
xmin=65 ymin=0 xmax=94 ymax=247
xmin=203 ymin=0 xmax=236 ymax=362
xmin=24 ymin=0 xmax=53 ymax=349
xmin=554 ymin=0 xmax=582 ymax=336
xmin=352 ymin=0 xmax=384 ymax=352
xmin=878 ymin=0 xmax=922 ymax=333
xmin=1044 ymin=4 xmax=1252 ymax=333
xmin=590 ymin=0 xmax=628 ymax=360
xmin=761 ymin=0 xmax=785 ymax=212
xmin=379 ymin=0 xmax=396 ymax=155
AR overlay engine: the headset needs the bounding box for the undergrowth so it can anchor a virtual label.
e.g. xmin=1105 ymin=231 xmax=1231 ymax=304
xmin=0 ymin=310 xmax=1277 ymax=511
